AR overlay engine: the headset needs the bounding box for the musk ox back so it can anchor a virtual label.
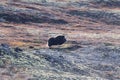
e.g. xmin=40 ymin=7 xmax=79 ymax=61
xmin=48 ymin=35 xmax=66 ymax=47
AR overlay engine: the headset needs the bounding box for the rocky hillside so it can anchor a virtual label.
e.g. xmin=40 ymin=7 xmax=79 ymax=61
xmin=0 ymin=0 xmax=120 ymax=80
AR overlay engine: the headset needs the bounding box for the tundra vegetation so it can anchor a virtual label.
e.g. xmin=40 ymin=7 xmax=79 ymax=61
xmin=0 ymin=0 xmax=120 ymax=80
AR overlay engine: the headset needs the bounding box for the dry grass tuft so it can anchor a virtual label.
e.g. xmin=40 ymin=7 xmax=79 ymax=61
xmin=9 ymin=41 xmax=27 ymax=47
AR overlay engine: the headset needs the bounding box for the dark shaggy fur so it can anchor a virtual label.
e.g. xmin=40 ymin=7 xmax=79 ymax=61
xmin=48 ymin=35 xmax=66 ymax=47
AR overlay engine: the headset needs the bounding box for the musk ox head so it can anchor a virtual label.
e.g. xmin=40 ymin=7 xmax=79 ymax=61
xmin=48 ymin=35 xmax=66 ymax=47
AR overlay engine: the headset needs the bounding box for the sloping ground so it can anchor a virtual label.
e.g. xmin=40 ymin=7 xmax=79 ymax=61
xmin=90 ymin=0 xmax=120 ymax=8
xmin=0 ymin=43 xmax=120 ymax=80
xmin=0 ymin=0 xmax=120 ymax=46
xmin=0 ymin=0 xmax=120 ymax=80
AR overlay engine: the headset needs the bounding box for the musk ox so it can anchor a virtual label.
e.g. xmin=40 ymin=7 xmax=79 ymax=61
xmin=48 ymin=35 xmax=66 ymax=47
